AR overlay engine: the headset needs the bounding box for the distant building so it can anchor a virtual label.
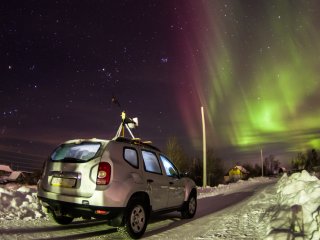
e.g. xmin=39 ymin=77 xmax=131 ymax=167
xmin=0 ymin=165 xmax=13 ymax=177
xmin=0 ymin=165 xmax=36 ymax=184
xmin=278 ymin=167 xmax=287 ymax=175
xmin=7 ymin=171 xmax=27 ymax=183
xmin=225 ymin=165 xmax=250 ymax=183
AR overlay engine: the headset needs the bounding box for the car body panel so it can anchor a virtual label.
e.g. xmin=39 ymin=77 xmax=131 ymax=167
xmin=143 ymin=170 xmax=169 ymax=210
xmin=167 ymin=177 xmax=185 ymax=207
xmin=41 ymin=158 xmax=100 ymax=198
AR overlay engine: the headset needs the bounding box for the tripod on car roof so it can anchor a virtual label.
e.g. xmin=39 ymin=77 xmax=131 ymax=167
xmin=114 ymin=111 xmax=138 ymax=139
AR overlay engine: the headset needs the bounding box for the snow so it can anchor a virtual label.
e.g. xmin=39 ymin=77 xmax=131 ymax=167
xmin=197 ymin=176 xmax=271 ymax=199
xmin=0 ymin=183 xmax=45 ymax=221
xmin=0 ymin=164 xmax=13 ymax=172
xmin=266 ymin=170 xmax=320 ymax=240
xmin=7 ymin=171 xmax=23 ymax=181
xmin=0 ymin=171 xmax=319 ymax=239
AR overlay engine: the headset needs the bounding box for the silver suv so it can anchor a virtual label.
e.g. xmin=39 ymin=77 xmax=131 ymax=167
xmin=37 ymin=126 xmax=197 ymax=238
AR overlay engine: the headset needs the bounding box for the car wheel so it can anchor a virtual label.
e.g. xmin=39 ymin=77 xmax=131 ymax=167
xmin=181 ymin=192 xmax=197 ymax=219
xmin=48 ymin=209 xmax=74 ymax=225
xmin=123 ymin=201 xmax=148 ymax=239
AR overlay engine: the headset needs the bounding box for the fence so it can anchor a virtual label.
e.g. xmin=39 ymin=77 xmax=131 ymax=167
xmin=0 ymin=151 xmax=45 ymax=172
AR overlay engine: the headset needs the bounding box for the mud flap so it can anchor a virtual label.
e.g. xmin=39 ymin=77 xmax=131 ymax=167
xmin=108 ymin=212 xmax=124 ymax=227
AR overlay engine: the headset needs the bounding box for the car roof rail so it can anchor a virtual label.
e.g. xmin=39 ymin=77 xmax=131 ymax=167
xmin=114 ymin=137 xmax=160 ymax=152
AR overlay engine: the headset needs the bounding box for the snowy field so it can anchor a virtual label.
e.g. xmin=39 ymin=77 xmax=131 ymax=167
xmin=0 ymin=171 xmax=319 ymax=239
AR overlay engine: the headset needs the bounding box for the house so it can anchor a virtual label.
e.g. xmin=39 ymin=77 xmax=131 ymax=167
xmin=0 ymin=165 xmax=13 ymax=177
xmin=0 ymin=171 xmax=30 ymax=184
xmin=7 ymin=171 xmax=27 ymax=183
xmin=226 ymin=165 xmax=250 ymax=182
xmin=278 ymin=167 xmax=287 ymax=175
xmin=0 ymin=165 xmax=37 ymax=184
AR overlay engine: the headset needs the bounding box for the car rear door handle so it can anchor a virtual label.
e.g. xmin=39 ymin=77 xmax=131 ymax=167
xmin=147 ymin=179 xmax=154 ymax=183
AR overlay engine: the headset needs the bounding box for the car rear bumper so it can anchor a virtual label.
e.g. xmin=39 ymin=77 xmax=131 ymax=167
xmin=38 ymin=196 xmax=125 ymax=222
xmin=37 ymin=179 xmax=134 ymax=208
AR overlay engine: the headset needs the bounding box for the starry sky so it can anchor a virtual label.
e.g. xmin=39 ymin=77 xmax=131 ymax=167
xmin=1 ymin=0 xmax=320 ymax=171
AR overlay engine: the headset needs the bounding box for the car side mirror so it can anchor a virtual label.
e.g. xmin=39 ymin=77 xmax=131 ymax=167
xmin=179 ymin=171 xmax=189 ymax=178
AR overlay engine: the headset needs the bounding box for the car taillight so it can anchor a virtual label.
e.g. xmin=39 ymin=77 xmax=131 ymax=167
xmin=96 ymin=162 xmax=111 ymax=185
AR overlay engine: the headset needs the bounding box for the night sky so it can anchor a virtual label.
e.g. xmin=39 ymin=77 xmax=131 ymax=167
xmin=1 ymin=0 xmax=320 ymax=171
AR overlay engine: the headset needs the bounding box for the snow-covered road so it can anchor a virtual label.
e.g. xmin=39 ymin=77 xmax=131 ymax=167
xmin=0 ymin=178 xmax=276 ymax=239
xmin=144 ymin=180 xmax=277 ymax=239
xmin=1 ymin=172 xmax=319 ymax=239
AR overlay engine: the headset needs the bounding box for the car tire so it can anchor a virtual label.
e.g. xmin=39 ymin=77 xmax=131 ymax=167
xmin=181 ymin=191 xmax=197 ymax=219
xmin=48 ymin=209 xmax=74 ymax=225
xmin=123 ymin=200 xmax=148 ymax=239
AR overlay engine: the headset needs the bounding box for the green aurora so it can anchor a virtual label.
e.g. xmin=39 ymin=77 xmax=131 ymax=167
xmin=173 ymin=0 xmax=320 ymax=163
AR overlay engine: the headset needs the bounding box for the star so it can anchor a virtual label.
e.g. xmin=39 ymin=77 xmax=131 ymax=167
xmin=161 ymin=57 xmax=168 ymax=63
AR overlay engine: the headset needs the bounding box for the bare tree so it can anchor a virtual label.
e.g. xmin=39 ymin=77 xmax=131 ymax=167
xmin=292 ymin=152 xmax=307 ymax=170
xmin=206 ymin=149 xmax=225 ymax=186
xmin=165 ymin=136 xmax=188 ymax=172
xmin=306 ymin=149 xmax=319 ymax=171
xmin=264 ymin=155 xmax=280 ymax=175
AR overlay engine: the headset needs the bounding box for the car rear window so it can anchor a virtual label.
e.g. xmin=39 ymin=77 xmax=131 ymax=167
xmin=124 ymin=147 xmax=139 ymax=168
xmin=51 ymin=142 xmax=101 ymax=162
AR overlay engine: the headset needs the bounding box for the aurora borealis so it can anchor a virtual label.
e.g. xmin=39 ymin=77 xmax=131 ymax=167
xmin=173 ymin=1 xmax=320 ymax=163
xmin=1 ymin=1 xmax=320 ymax=170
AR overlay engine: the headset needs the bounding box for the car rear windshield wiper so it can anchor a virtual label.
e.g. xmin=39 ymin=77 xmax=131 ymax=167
xmin=51 ymin=157 xmax=81 ymax=162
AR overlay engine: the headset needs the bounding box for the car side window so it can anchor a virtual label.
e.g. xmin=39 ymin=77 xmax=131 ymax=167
xmin=160 ymin=155 xmax=179 ymax=178
xmin=124 ymin=148 xmax=139 ymax=168
xmin=142 ymin=150 xmax=162 ymax=174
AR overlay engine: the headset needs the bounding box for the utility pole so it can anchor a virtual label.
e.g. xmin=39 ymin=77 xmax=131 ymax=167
xmin=201 ymin=106 xmax=207 ymax=187
xmin=260 ymin=148 xmax=264 ymax=177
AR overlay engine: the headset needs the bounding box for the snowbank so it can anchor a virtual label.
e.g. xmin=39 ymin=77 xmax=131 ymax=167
xmin=0 ymin=173 xmax=319 ymax=240
xmin=0 ymin=184 xmax=46 ymax=221
xmin=197 ymin=176 xmax=273 ymax=199
xmin=0 ymin=177 xmax=273 ymax=222
xmin=266 ymin=170 xmax=320 ymax=240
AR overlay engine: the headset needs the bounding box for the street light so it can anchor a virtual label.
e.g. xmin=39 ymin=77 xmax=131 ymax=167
xmin=201 ymin=106 xmax=207 ymax=187
xmin=260 ymin=148 xmax=264 ymax=177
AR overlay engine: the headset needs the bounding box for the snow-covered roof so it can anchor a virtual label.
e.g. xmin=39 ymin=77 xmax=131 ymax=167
xmin=0 ymin=165 xmax=13 ymax=172
xmin=232 ymin=165 xmax=249 ymax=174
xmin=238 ymin=165 xmax=249 ymax=173
xmin=279 ymin=167 xmax=287 ymax=171
xmin=8 ymin=171 xmax=24 ymax=180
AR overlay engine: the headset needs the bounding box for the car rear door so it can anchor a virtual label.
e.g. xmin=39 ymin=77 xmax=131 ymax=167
xmin=141 ymin=149 xmax=168 ymax=211
xmin=42 ymin=141 xmax=105 ymax=198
